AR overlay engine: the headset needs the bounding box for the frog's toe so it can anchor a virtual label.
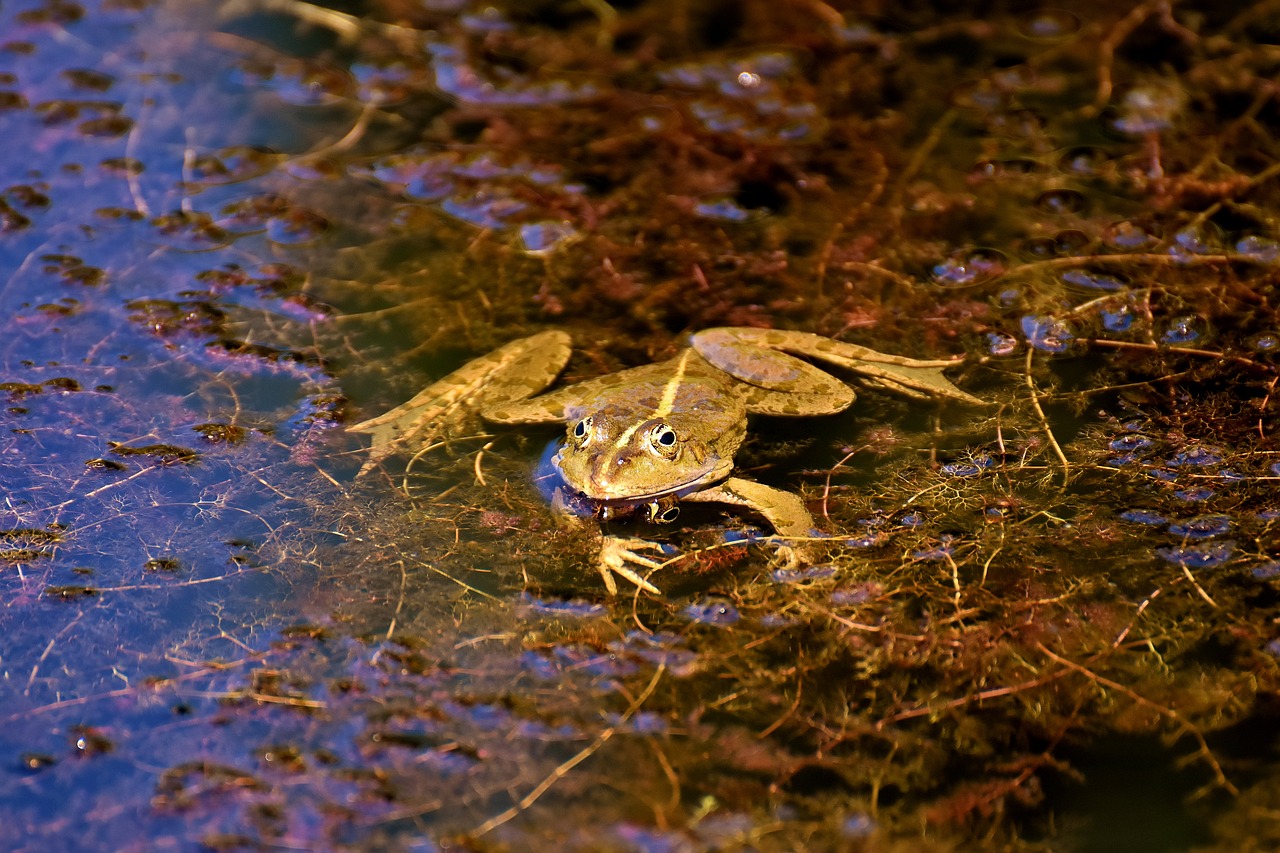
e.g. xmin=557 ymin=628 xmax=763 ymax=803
xmin=600 ymin=562 xmax=662 ymax=595
xmin=598 ymin=536 xmax=667 ymax=595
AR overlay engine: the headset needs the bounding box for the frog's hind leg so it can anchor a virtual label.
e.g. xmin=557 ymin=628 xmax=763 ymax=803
xmin=350 ymin=330 xmax=571 ymax=472
xmin=685 ymin=476 xmax=818 ymax=567
xmin=800 ymin=339 xmax=985 ymax=405
xmin=693 ymin=327 xmax=983 ymax=406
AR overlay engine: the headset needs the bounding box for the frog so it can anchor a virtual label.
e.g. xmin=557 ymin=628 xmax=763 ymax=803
xmin=350 ymin=327 xmax=983 ymax=595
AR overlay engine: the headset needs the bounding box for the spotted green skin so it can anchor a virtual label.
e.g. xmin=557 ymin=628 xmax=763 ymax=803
xmin=352 ymin=327 xmax=981 ymax=593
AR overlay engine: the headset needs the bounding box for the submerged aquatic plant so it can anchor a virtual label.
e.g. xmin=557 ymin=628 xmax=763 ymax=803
xmin=2 ymin=0 xmax=1280 ymax=850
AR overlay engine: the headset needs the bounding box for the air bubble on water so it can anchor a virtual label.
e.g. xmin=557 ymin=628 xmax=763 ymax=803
xmin=930 ymin=248 xmax=1007 ymax=287
xmin=519 ymin=221 xmax=578 ymax=256
xmin=1155 ymin=541 xmax=1233 ymax=568
xmin=1174 ymin=487 xmax=1215 ymax=502
xmin=684 ymin=599 xmax=740 ymax=626
xmin=1057 ymin=146 xmax=1107 ymax=175
xmin=1167 ymin=514 xmax=1232 ymax=539
xmin=1021 ymin=315 xmax=1074 ymax=353
xmin=439 ymin=191 xmax=528 ymax=228
xmin=941 ymin=454 xmax=994 ymax=477
xmin=406 ymin=172 xmax=455 ymax=201
xmin=1110 ymin=434 xmax=1153 ymax=453
xmin=518 ymin=592 xmax=606 ymax=619
xmin=913 ymin=536 xmax=957 ymax=561
xmin=1101 ymin=304 xmax=1135 ymax=332
xmin=1251 ymin=560 xmax=1280 ymax=580
xmin=948 ymin=80 xmax=1009 ymax=112
xmin=1018 ymin=237 xmax=1058 ymax=260
xmin=1120 ymin=509 xmax=1166 ymax=526
xmin=831 ymin=584 xmax=880 ymax=606
xmin=266 ymin=210 xmax=328 ymax=245
xmin=1018 ymin=9 xmax=1081 ymax=38
xmin=1109 ymin=82 xmax=1187 ymax=136
xmin=970 ymin=158 xmax=1041 ymax=180
xmin=1061 ymin=269 xmax=1126 ymax=291
xmin=1234 ymin=235 xmax=1280 ymax=262
xmin=1167 ymin=223 xmax=1222 ymax=260
xmin=1054 ymin=229 xmax=1092 ymax=255
xmin=1161 ymin=315 xmax=1207 ymax=345
xmin=844 ymin=532 xmax=887 ymax=549
xmin=1102 ymin=218 xmax=1161 ymax=251
xmin=1247 ymin=332 xmax=1279 ymax=353
xmin=987 ymin=332 xmax=1018 ymax=356
xmin=1034 ymin=189 xmax=1085 ymax=214
xmin=351 ymin=62 xmax=415 ymax=106
xmin=459 ymin=5 xmax=514 ymax=33
xmin=693 ymin=198 xmax=754 ymax=222
xmin=1168 ymin=445 xmax=1222 ymax=467
xmin=998 ymin=288 xmax=1022 ymax=307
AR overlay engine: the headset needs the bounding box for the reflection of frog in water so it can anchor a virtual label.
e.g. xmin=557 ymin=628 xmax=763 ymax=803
xmin=351 ymin=327 xmax=983 ymax=595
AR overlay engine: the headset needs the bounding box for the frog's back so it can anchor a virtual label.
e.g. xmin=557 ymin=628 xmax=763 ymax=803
xmin=568 ymin=353 xmax=744 ymax=429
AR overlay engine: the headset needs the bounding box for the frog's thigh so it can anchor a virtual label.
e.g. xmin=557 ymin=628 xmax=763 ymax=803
xmin=695 ymin=326 xmax=982 ymax=406
xmin=686 ymin=476 xmax=815 ymax=539
xmin=471 ymin=331 xmax=577 ymax=423
xmin=739 ymin=385 xmax=854 ymax=417
xmin=690 ymin=328 xmax=853 ymax=415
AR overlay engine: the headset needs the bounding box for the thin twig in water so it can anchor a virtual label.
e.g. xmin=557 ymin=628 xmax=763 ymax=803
xmin=385 ymin=558 xmax=408 ymax=640
xmin=1178 ymin=563 xmax=1218 ymax=609
xmin=1035 ymin=642 xmax=1238 ymax=797
xmin=474 ymin=441 xmax=493 ymax=487
xmin=1023 ymin=348 xmax=1070 ymax=489
xmin=471 ymin=664 xmax=667 ymax=837
xmin=1112 ymin=588 xmax=1161 ymax=648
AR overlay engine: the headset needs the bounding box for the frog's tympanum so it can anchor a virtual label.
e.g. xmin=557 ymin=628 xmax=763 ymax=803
xmin=351 ymin=328 xmax=983 ymax=595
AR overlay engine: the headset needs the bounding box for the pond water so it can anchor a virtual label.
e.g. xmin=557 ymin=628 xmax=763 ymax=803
xmin=1 ymin=0 xmax=1279 ymax=850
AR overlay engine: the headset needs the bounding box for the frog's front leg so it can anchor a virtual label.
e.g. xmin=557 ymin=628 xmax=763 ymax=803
xmin=597 ymin=534 xmax=666 ymax=595
xmin=552 ymin=487 xmax=668 ymax=595
xmin=684 ymin=476 xmax=818 ymax=568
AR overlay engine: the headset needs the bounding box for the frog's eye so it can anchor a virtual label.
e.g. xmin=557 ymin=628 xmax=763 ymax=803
xmin=646 ymin=422 xmax=678 ymax=457
xmin=653 ymin=505 xmax=680 ymax=524
xmin=571 ymin=416 xmax=593 ymax=443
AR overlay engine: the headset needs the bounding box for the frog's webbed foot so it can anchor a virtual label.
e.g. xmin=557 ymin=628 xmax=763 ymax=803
xmin=348 ymin=330 xmax=571 ymax=475
xmin=831 ymin=351 xmax=984 ymax=405
xmin=767 ymin=538 xmax=812 ymax=571
xmin=597 ymin=535 xmax=667 ymax=595
xmin=347 ymin=383 xmax=471 ymax=476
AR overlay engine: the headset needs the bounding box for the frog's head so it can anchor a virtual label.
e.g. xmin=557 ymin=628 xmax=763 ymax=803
xmin=553 ymin=410 xmax=734 ymax=503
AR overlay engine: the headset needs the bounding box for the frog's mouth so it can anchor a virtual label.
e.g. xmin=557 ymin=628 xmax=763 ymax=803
xmin=553 ymin=451 xmax=731 ymax=503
